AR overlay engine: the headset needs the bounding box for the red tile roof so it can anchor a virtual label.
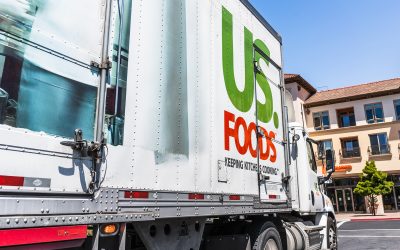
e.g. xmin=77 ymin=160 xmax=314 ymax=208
xmin=304 ymin=77 xmax=400 ymax=107
xmin=284 ymin=74 xmax=299 ymax=80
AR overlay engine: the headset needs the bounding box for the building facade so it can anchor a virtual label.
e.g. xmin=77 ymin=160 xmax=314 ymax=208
xmin=284 ymin=74 xmax=316 ymax=125
xmin=285 ymin=75 xmax=400 ymax=214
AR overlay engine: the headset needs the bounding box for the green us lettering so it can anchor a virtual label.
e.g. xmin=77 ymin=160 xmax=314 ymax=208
xmin=222 ymin=6 xmax=279 ymax=128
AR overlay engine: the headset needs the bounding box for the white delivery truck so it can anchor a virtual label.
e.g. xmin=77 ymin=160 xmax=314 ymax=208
xmin=0 ymin=0 xmax=337 ymax=249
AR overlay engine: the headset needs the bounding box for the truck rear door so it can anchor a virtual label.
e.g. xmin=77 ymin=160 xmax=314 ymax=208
xmin=0 ymin=0 xmax=107 ymax=194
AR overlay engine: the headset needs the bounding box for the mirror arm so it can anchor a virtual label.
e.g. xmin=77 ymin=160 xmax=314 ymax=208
xmin=324 ymin=171 xmax=333 ymax=182
xmin=318 ymin=171 xmax=334 ymax=185
xmin=307 ymin=137 xmax=319 ymax=145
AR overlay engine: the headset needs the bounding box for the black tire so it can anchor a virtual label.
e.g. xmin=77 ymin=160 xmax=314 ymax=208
xmin=327 ymin=217 xmax=337 ymax=250
xmin=252 ymin=222 xmax=283 ymax=250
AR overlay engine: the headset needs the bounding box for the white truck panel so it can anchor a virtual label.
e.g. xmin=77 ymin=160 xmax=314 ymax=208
xmin=0 ymin=0 xmax=105 ymax=193
xmin=0 ymin=0 xmax=287 ymax=200
xmin=104 ymin=0 xmax=286 ymax=201
xmin=0 ymin=126 xmax=92 ymax=192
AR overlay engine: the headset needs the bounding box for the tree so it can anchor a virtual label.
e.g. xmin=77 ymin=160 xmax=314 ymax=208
xmin=353 ymin=161 xmax=394 ymax=216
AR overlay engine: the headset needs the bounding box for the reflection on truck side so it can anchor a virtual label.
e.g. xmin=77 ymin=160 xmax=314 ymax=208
xmin=0 ymin=0 xmax=133 ymax=144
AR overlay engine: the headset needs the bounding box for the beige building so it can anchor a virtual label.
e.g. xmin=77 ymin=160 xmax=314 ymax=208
xmin=285 ymin=75 xmax=400 ymax=214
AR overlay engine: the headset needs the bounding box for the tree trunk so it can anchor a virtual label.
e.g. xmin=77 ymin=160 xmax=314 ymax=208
xmin=370 ymin=195 xmax=376 ymax=216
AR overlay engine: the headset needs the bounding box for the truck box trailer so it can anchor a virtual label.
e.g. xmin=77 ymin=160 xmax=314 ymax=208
xmin=0 ymin=0 xmax=337 ymax=249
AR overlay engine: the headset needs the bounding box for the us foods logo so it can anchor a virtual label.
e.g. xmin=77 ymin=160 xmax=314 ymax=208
xmin=222 ymin=6 xmax=277 ymax=163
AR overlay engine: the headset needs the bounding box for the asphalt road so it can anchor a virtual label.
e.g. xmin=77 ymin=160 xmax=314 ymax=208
xmin=338 ymin=220 xmax=400 ymax=250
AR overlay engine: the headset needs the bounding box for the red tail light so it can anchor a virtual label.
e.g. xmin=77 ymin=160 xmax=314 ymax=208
xmin=229 ymin=195 xmax=240 ymax=200
xmin=188 ymin=193 xmax=205 ymax=200
xmin=0 ymin=175 xmax=24 ymax=186
xmin=124 ymin=191 xmax=149 ymax=199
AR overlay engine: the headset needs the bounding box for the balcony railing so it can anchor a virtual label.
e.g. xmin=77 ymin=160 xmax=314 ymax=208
xmin=340 ymin=147 xmax=361 ymax=158
xmin=368 ymin=144 xmax=391 ymax=156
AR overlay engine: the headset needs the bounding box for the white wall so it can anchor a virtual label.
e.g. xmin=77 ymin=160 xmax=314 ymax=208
xmin=286 ymin=82 xmax=313 ymax=126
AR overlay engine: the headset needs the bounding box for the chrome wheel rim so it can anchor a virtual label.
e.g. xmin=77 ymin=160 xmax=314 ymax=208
xmin=264 ymin=238 xmax=279 ymax=250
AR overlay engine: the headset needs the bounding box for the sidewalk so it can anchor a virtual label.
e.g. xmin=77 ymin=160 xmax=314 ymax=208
xmin=335 ymin=211 xmax=400 ymax=222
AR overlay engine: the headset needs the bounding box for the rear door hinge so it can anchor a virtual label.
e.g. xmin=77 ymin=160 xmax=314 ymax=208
xmin=90 ymin=58 xmax=112 ymax=70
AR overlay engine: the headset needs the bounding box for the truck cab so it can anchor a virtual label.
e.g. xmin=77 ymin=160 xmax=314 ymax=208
xmin=288 ymin=125 xmax=334 ymax=208
xmin=283 ymin=89 xmax=337 ymax=248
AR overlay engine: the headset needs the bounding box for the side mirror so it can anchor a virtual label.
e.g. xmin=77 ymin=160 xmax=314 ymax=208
xmin=318 ymin=149 xmax=335 ymax=185
xmin=317 ymin=142 xmax=324 ymax=160
xmin=325 ymin=149 xmax=335 ymax=173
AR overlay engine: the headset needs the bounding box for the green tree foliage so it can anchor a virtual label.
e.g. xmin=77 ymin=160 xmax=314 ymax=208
xmin=354 ymin=161 xmax=394 ymax=215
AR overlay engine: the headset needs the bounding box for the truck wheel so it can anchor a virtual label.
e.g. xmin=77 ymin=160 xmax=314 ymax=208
xmin=327 ymin=217 xmax=337 ymax=250
xmin=252 ymin=222 xmax=283 ymax=250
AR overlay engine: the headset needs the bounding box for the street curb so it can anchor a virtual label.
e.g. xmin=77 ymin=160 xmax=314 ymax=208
xmin=350 ymin=218 xmax=400 ymax=222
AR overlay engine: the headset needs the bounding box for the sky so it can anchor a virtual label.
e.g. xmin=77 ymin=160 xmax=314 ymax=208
xmin=249 ymin=0 xmax=400 ymax=91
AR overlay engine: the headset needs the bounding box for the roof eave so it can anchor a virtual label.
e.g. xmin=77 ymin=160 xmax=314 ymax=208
xmin=304 ymin=88 xmax=400 ymax=108
xmin=284 ymin=75 xmax=317 ymax=95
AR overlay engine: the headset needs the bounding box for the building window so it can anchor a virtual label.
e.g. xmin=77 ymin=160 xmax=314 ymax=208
xmin=369 ymin=133 xmax=389 ymax=155
xmin=321 ymin=139 xmax=333 ymax=151
xmin=313 ymin=111 xmax=330 ymax=130
xmin=340 ymin=137 xmax=360 ymax=158
xmin=337 ymin=107 xmax=356 ymax=127
xmin=394 ymin=100 xmax=400 ymax=121
xmin=365 ymin=103 xmax=384 ymax=124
